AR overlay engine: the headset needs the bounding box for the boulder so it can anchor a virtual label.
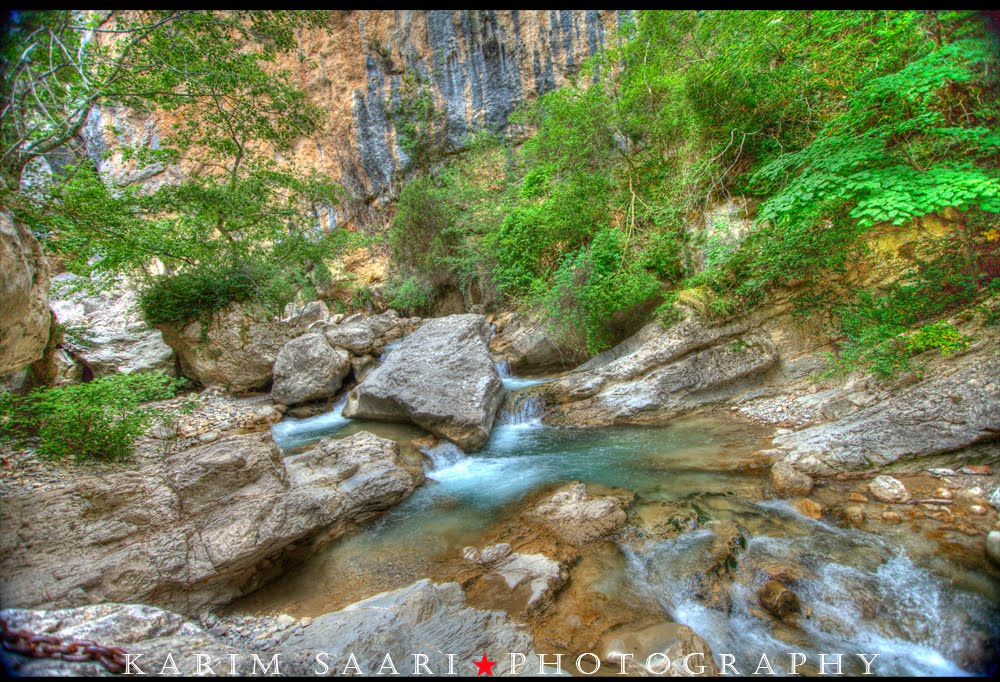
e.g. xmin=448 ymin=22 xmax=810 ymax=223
xmin=0 ymin=432 xmax=421 ymax=614
xmin=772 ymin=353 xmax=1000 ymax=475
xmin=270 ymin=333 xmax=351 ymax=405
xmin=0 ymin=210 xmax=51 ymax=374
xmin=489 ymin=313 xmax=581 ymax=372
xmin=793 ymin=497 xmax=824 ymax=520
xmin=868 ymin=475 xmax=910 ymax=504
xmin=156 ymin=303 xmax=292 ymax=391
xmin=543 ymin=318 xmax=778 ymax=427
xmin=771 ymin=461 xmax=814 ymax=498
xmin=1 ymin=580 xmax=538 ymax=677
xmin=531 ymin=482 xmax=628 ymax=544
xmin=598 ymin=622 xmax=718 ymax=676
xmin=343 ymin=314 xmax=504 ymax=450
xmin=322 ymin=310 xmax=400 ymax=355
xmin=49 ymin=273 xmax=176 ymax=377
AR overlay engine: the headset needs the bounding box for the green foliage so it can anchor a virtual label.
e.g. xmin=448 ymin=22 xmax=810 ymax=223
xmin=0 ymin=371 xmax=184 ymax=462
xmin=384 ymin=276 xmax=435 ymax=315
xmin=138 ymin=260 xmax=298 ymax=328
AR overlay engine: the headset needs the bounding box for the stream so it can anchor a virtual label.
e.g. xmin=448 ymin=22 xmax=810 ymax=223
xmin=240 ymin=363 xmax=1000 ymax=676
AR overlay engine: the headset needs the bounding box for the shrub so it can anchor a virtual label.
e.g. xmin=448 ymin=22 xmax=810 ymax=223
xmin=138 ymin=261 xmax=297 ymax=328
xmin=0 ymin=371 xmax=185 ymax=462
xmin=385 ymin=276 xmax=435 ymax=315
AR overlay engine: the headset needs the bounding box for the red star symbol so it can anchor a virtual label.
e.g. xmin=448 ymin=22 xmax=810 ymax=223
xmin=473 ymin=653 xmax=497 ymax=677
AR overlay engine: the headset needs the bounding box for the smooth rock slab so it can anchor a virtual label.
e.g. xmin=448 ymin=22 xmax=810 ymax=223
xmin=343 ymin=314 xmax=504 ymax=450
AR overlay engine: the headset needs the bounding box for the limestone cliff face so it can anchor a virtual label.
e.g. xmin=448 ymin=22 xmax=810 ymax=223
xmin=82 ymin=10 xmax=627 ymax=228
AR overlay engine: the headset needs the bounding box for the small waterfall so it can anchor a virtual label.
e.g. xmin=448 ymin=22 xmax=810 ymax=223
xmin=379 ymin=339 xmax=402 ymax=362
xmin=495 ymin=357 xmax=512 ymax=378
xmin=421 ymin=441 xmax=466 ymax=472
xmin=498 ymin=392 xmax=543 ymax=425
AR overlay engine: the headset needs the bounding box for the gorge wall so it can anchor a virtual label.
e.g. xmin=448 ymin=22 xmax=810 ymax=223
xmin=83 ymin=10 xmax=628 ymax=229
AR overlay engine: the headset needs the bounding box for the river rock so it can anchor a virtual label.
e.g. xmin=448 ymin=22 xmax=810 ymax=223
xmin=793 ymin=498 xmax=824 ymax=520
xmin=773 ymin=353 xmax=1000 ymax=475
xmin=771 ymin=461 xmax=814 ymax=498
xmin=757 ymin=580 xmax=800 ymax=619
xmin=542 ymin=317 xmax=778 ymax=427
xmin=531 ymin=482 xmax=628 ymax=544
xmin=868 ymin=475 xmax=910 ymax=503
xmin=270 ymin=333 xmax=351 ymax=405
xmin=0 ymin=210 xmax=51 ymax=374
xmin=599 ymin=621 xmax=718 ymax=676
xmin=0 ymin=432 xmax=421 ymax=614
xmin=1 ymin=580 xmax=539 ymax=676
xmin=465 ymin=544 xmax=567 ymax=612
xmin=987 ymin=531 xmax=1000 ymax=567
xmin=156 ymin=302 xmax=293 ymax=391
xmin=343 ymin=314 xmax=504 ymax=450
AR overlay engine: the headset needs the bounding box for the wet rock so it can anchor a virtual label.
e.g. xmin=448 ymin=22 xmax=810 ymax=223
xmin=758 ymin=580 xmax=800 ymax=619
xmin=773 ymin=354 xmax=1000 ymax=475
xmin=868 ymin=475 xmax=910 ymax=503
xmin=544 ymin=318 xmax=778 ymax=427
xmin=881 ymin=511 xmax=902 ymax=524
xmin=465 ymin=544 xmax=566 ymax=612
xmin=157 ymin=303 xmax=292 ymax=391
xmin=532 ymin=482 xmax=628 ymax=544
xmin=344 ymin=314 xmax=504 ymax=450
xmin=990 ymin=486 xmax=1000 ymax=511
xmin=0 ymin=432 xmax=420 ymax=613
xmin=0 ymin=210 xmax=51 ymax=374
xmin=598 ymin=622 xmax=718 ymax=676
xmin=848 ymin=492 xmax=869 ymax=503
xmin=771 ymin=461 xmax=814 ymax=498
xmin=793 ymin=498 xmax=824 ymax=520
xmin=833 ymin=504 xmax=866 ymax=528
xmin=969 ymin=505 xmax=988 ymax=516
xmin=270 ymin=332 xmax=351 ymax=406
xmin=987 ymin=531 xmax=1000 ymax=567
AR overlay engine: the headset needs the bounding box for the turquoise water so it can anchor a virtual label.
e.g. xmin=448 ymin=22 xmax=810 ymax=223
xmin=250 ymin=377 xmax=1000 ymax=676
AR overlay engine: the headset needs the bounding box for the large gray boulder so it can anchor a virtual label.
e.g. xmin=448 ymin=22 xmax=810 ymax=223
xmin=773 ymin=353 xmax=1000 ymax=475
xmin=157 ymin=303 xmax=292 ymax=391
xmin=321 ymin=310 xmax=402 ymax=355
xmin=544 ymin=318 xmax=778 ymax=427
xmin=49 ymin=273 xmax=176 ymax=378
xmin=343 ymin=314 xmax=504 ymax=450
xmin=0 ymin=210 xmax=51 ymax=374
xmin=490 ymin=312 xmax=581 ymax=372
xmin=270 ymin=332 xmax=350 ymax=405
xmin=0 ymin=580 xmax=538 ymax=676
xmin=0 ymin=431 xmax=421 ymax=614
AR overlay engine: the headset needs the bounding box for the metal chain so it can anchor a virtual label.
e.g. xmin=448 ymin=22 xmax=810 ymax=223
xmin=1 ymin=618 xmax=128 ymax=674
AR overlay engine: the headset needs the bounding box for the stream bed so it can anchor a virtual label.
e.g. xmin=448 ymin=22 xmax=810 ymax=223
xmin=234 ymin=372 xmax=1000 ymax=676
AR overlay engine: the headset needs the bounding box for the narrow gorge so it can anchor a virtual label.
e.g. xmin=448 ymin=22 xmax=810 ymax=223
xmin=1 ymin=9 xmax=998 ymax=678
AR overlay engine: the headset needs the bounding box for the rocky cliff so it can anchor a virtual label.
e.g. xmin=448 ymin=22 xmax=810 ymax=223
xmin=81 ymin=10 xmax=627 ymax=228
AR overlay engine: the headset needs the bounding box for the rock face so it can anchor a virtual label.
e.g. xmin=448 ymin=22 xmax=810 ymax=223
xmin=771 ymin=461 xmax=814 ymax=498
xmin=1 ymin=580 xmax=538 ymax=676
xmin=0 ymin=210 xmax=51 ymax=375
xmin=49 ymin=273 xmax=176 ymax=378
xmin=490 ymin=312 xmax=581 ymax=372
xmin=543 ymin=318 xmax=778 ymax=427
xmin=270 ymin=332 xmax=351 ymax=405
xmin=0 ymin=432 xmax=421 ymax=614
xmin=773 ymin=353 xmax=1000 ymax=475
xmin=343 ymin=314 xmax=504 ymax=450
xmin=531 ymin=482 xmax=628 ymax=544
xmin=156 ymin=303 xmax=293 ymax=391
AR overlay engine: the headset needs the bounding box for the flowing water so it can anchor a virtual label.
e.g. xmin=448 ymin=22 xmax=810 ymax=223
xmin=243 ymin=366 xmax=1000 ymax=676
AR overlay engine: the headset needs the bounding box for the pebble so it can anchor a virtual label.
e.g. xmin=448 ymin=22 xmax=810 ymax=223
xmin=847 ymin=492 xmax=868 ymax=503
xmin=881 ymin=511 xmax=902 ymax=524
xmin=969 ymin=505 xmax=987 ymax=516
xmin=300 ymin=617 xmax=313 ymax=627
xmin=933 ymin=488 xmax=953 ymax=500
